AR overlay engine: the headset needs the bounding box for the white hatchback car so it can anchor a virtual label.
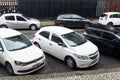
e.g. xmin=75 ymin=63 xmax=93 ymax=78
xmin=0 ymin=28 xmax=45 ymax=75
xmin=32 ymin=26 xmax=99 ymax=69
xmin=0 ymin=13 xmax=40 ymax=30
xmin=99 ymin=12 xmax=120 ymax=27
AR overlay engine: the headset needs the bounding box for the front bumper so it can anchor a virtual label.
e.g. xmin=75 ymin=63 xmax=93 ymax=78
xmin=75 ymin=52 xmax=100 ymax=68
xmin=13 ymin=57 xmax=46 ymax=75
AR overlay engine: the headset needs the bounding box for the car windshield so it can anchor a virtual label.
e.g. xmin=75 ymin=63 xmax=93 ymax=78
xmin=22 ymin=14 xmax=31 ymax=20
xmin=3 ymin=34 xmax=32 ymax=51
xmin=62 ymin=32 xmax=87 ymax=47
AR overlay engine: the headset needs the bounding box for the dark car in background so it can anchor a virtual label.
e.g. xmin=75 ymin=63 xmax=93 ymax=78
xmin=55 ymin=14 xmax=92 ymax=28
xmin=84 ymin=24 xmax=120 ymax=56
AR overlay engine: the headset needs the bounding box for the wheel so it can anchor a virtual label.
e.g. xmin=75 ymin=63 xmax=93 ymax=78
xmin=30 ymin=24 xmax=37 ymax=30
xmin=6 ymin=63 xmax=14 ymax=75
xmin=65 ymin=57 xmax=76 ymax=69
xmin=0 ymin=25 xmax=8 ymax=28
xmin=107 ymin=22 xmax=113 ymax=27
xmin=34 ymin=42 xmax=41 ymax=48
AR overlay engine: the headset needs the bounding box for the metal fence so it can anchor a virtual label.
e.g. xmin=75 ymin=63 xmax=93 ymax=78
xmin=0 ymin=0 xmax=110 ymax=19
xmin=18 ymin=0 xmax=97 ymax=19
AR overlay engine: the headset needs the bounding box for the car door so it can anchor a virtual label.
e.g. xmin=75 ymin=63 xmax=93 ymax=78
xmin=5 ymin=15 xmax=16 ymax=28
xmin=101 ymin=32 xmax=117 ymax=53
xmin=16 ymin=16 xmax=29 ymax=29
xmin=61 ymin=15 xmax=74 ymax=28
xmin=37 ymin=31 xmax=50 ymax=53
xmin=48 ymin=33 xmax=67 ymax=60
xmin=0 ymin=41 xmax=5 ymax=65
xmin=72 ymin=15 xmax=85 ymax=28
xmin=109 ymin=14 xmax=120 ymax=26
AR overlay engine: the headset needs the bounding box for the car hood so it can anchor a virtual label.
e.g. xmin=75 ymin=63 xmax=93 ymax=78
xmin=8 ymin=45 xmax=43 ymax=62
xmin=71 ymin=40 xmax=98 ymax=56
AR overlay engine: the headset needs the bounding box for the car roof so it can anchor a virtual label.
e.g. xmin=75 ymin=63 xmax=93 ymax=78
xmin=1 ymin=13 xmax=22 ymax=16
xmin=103 ymin=12 xmax=120 ymax=15
xmin=40 ymin=26 xmax=74 ymax=35
xmin=88 ymin=24 xmax=120 ymax=33
xmin=0 ymin=28 xmax=21 ymax=38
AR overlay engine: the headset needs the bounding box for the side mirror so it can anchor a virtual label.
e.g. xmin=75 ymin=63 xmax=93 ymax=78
xmin=58 ymin=42 xmax=66 ymax=47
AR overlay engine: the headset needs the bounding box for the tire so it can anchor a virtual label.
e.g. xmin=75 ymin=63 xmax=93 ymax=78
xmin=0 ymin=25 xmax=8 ymax=28
xmin=34 ymin=42 xmax=41 ymax=49
xmin=107 ymin=22 xmax=113 ymax=27
xmin=30 ymin=24 xmax=37 ymax=30
xmin=65 ymin=57 xmax=76 ymax=69
xmin=6 ymin=63 xmax=14 ymax=75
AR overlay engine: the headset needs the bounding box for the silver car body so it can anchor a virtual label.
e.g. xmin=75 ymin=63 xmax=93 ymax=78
xmin=0 ymin=13 xmax=40 ymax=30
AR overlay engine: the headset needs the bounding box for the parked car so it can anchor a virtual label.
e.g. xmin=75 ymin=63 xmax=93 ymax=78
xmin=99 ymin=12 xmax=120 ymax=27
xmin=0 ymin=13 xmax=40 ymax=30
xmin=0 ymin=28 xmax=45 ymax=75
xmin=32 ymin=26 xmax=99 ymax=69
xmin=84 ymin=24 xmax=120 ymax=56
xmin=55 ymin=14 xmax=92 ymax=28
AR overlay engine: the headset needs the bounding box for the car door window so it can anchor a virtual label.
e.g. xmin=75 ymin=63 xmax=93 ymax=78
xmin=110 ymin=14 xmax=119 ymax=18
xmin=102 ymin=32 xmax=116 ymax=41
xmin=88 ymin=29 xmax=101 ymax=37
xmin=16 ymin=16 xmax=26 ymax=21
xmin=51 ymin=33 xmax=63 ymax=44
xmin=5 ymin=16 xmax=15 ymax=21
xmin=62 ymin=15 xmax=72 ymax=19
xmin=39 ymin=31 xmax=50 ymax=39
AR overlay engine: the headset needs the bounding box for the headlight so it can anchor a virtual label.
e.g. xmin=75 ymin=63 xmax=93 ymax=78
xmin=15 ymin=61 xmax=27 ymax=66
xmin=74 ymin=54 xmax=89 ymax=60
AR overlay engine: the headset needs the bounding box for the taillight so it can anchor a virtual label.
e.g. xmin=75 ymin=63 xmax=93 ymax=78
xmin=105 ymin=15 xmax=108 ymax=20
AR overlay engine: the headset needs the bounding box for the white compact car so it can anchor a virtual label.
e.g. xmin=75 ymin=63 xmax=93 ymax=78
xmin=0 ymin=28 xmax=45 ymax=75
xmin=0 ymin=13 xmax=40 ymax=30
xmin=32 ymin=26 xmax=99 ymax=69
xmin=99 ymin=12 xmax=120 ymax=27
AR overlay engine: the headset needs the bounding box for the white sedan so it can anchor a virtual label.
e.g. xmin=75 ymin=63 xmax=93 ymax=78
xmin=0 ymin=28 xmax=45 ymax=75
xmin=32 ymin=26 xmax=100 ymax=69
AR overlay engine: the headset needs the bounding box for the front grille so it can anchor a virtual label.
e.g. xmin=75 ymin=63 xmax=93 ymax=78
xmin=89 ymin=51 xmax=98 ymax=60
xmin=25 ymin=56 xmax=44 ymax=65
xmin=90 ymin=54 xmax=98 ymax=59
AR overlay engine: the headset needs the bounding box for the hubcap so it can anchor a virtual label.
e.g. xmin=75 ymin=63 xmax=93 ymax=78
xmin=67 ymin=58 xmax=74 ymax=68
xmin=31 ymin=25 xmax=36 ymax=30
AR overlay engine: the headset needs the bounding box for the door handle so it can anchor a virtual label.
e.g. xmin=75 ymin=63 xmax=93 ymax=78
xmin=38 ymin=38 xmax=41 ymax=40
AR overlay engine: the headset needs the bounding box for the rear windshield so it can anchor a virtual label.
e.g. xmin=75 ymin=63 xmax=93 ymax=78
xmin=100 ymin=14 xmax=107 ymax=17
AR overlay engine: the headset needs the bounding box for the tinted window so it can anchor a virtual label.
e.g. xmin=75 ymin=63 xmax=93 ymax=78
xmin=61 ymin=15 xmax=72 ymax=19
xmin=103 ymin=32 xmax=116 ymax=40
xmin=100 ymin=14 xmax=107 ymax=17
xmin=51 ymin=34 xmax=63 ymax=44
xmin=110 ymin=14 xmax=120 ymax=18
xmin=16 ymin=16 xmax=26 ymax=21
xmin=88 ymin=29 xmax=101 ymax=37
xmin=5 ymin=16 xmax=15 ymax=21
xmin=39 ymin=31 xmax=50 ymax=39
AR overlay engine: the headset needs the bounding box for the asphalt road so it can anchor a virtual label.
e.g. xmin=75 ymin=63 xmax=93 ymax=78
xmin=0 ymin=29 xmax=120 ymax=77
